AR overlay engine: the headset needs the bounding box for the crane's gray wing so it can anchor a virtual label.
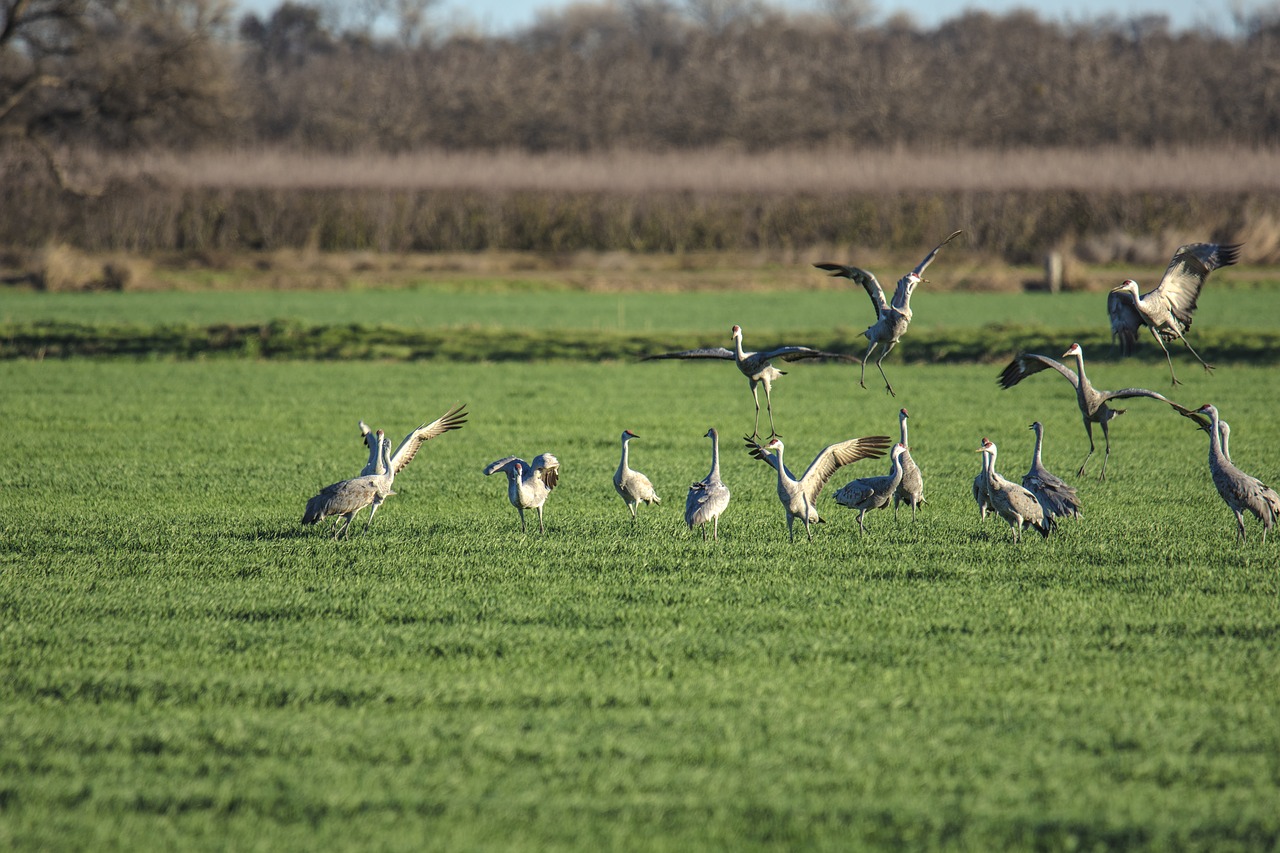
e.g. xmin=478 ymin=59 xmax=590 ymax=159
xmin=1148 ymin=242 xmax=1242 ymax=331
xmin=1097 ymin=387 xmax=1187 ymax=408
xmin=814 ymin=263 xmax=890 ymax=317
xmin=483 ymin=456 xmax=526 ymax=476
xmin=893 ymin=229 xmax=963 ymax=308
xmin=743 ymin=436 xmax=796 ymax=480
xmin=1107 ymin=288 xmax=1142 ymax=356
xmin=388 ymin=403 xmax=468 ymax=473
xmin=757 ymin=344 xmax=859 ymax=363
xmin=800 ymin=435 xmax=893 ymax=498
xmin=641 ymin=347 xmax=735 ymax=361
xmin=531 ymin=453 xmax=560 ymax=489
xmin=998 ymin=354 xmax=1079 ymax=390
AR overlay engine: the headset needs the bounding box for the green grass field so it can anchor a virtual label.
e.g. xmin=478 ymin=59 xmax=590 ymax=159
xmin=4 ymin=283 xmax=1280 ymax=334
xmin=2 ymin=340 xmax=1279 ymax=848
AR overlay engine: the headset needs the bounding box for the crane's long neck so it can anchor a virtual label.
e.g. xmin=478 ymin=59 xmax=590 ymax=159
xmin=1205 ymin=409 xmax=1227 ymax=467
xmin=889 ymin=449 xmax=905 ymax=486
xmin=732 ymin=335 xmax=747 ymax=361
xmin=709 ymin=434 xmax=721 ymax=480
xmin=1070 ymin=350 xmax=1088 ymax=387
xmin=619 ymin=437 xmax=631 ymax=472
xmin=1032 ymin=426 xmax=1045 ymax=468
xmin=378 ymin=437 xmax=393 ymax=481
xmin=773 ymin=445 xmax=792 ymax=488
xmin=987 ymin=446 xmax=1000 ymax=481
xmin=899 ymin=416 xmax=909 ymax=446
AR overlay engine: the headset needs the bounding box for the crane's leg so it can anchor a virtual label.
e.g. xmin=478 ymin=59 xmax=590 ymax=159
xmin=1149 ymin=327 xmax=1182 ymax=386
xmin=911 ymin=499 xmax=919 ymax=523
xmin=762 ymin=381 xmax=779 ymax=438
xmin=857 ymin=509 xmax=867 ymax=534
xmin=1098 ymin=419 xmax=1113 ymax=481
xmin=859 ymin=342 xmax=879 ymax=390
xmin=701 ymin=522 xmax=708 ymax=541
xmin=537 ymin=505 xmax=545 ymax=534
xmin=876 ymin=342 xmax=899 ymax=397
xmin=893 ymin=496 xmax=900 ymax=521
xmin=749 ymin=381 xmax=763 ymax=439
xmin=712 ymin=515 xmax=719 ymax=541
xmin=1235 ymin=511 xmax=1247 ymax=544
xmin=366 ymin=499 xmax=381 ymax=530
xmin=1175 ymin=332 xmax=1215 ymax=375
xmin=1076 ymin=420 xmax=1096 ymax=478
xmin=337 ymin=511 xmax=357 ymax=539
xmin=628 ymin=501 xmax=638 ymax=522
xmin=787 ymin=514 xmax=795 ymax=543
xmin=517 ymin=507 xmax=526 ymax=533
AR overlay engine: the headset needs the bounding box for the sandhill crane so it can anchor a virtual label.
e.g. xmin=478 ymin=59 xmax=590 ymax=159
xmin=998 ymin=342 xmax=1187 ymax=480
xmin=483 ymin=453 xmax=561 ymax=533
xmin=814 ymin=230 xmax=963 ymax=397
xmin=745 ymin=433 xmax=892 ymax=541
xmin=975 ymin=438 xmax=1055 ymax=543
xmin=686 ymin=428 xmax=731 ymax=541
xmin=643 ymin=324 xmax=856 ymax=439
xmin=614 ymin=429 xmax=661 ymax=521
xmin=1022 ymin=421 xmax=1082 ymax=520
xmin=1182 ymin=404 xmax=1279 ymax=543
xmin=833 ymin=443 xmax=909 ymax=533
xmin=359 ymin=403 xmax=468 ymax=479
xmin=1108 ymin=241 xmax=1242 ymax=385
xmin=303 ymin=430 xmax=395 ymax=538
xmin=972 ymin=441 xmax=993 ymax=521
xmin=891 ymin=408 xmax=925 ymax=521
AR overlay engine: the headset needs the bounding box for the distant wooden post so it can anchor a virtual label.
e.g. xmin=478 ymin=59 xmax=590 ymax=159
xmin=1045 ymin=251 xmax=1063 ymax=294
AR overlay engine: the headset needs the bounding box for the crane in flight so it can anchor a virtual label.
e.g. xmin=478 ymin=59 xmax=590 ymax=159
xmin=644 ymin=324 xmax=856 ymax=439
xmin=814 ymin=229 xmax=963 ymax=397
xmin=1107 ymin=241 xmax=1241 ymax=385
xmin=998 ymin=342 xmax=1187 ymax=480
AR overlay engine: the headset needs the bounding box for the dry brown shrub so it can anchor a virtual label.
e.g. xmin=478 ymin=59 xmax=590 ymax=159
xmin=34 ymin=245 xmax=156 ymax=292
xmin=35 ymin=244 xmax=108 ymax=292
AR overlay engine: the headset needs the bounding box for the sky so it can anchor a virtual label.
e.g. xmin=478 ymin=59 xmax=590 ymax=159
xmin=235 ymin=0 xmax=1241 ymax=36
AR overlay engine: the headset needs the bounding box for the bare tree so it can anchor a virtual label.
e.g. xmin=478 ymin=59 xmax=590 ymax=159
xmin=1 ymin=0 xmax=238 ymax=191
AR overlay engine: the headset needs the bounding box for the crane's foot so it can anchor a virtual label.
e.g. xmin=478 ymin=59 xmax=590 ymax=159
xmin=1169 ymin=375 xmax=1183 ymax=387
xmin=1202 ymin=362 xmax=1216 ymax=373
xmin=884 ymin=384 xmax=896 ymax=397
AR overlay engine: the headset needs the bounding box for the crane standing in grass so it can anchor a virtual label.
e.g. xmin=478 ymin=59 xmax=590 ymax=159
xmin=643 ymin=325 xmax=857 ymax=440
xmin=814 ymin=230 xmax=963 ymax=397
xmin=834 ymin=443 xmax=910 ymax=534
xmin=614 ymin=429 xmax=661 ymax=522
xmin=1181 ymin=404 xmax=1279 ymax=544
xmin=1107 ymin=241 xmax=1241 ymax=385
xmin=975 ymin=438 xmax=1055 ymax=543
xmin=484 ymin=453 xmax=561 ymax=534
xmin=1022 ymin=421 xmax=1081 ymax=520
xmin=891 ymin=408 xmax=925 ymax=521
xmin=998 ymin=342 xmax=1187 ymax=480
xmin=302 ymin=430 xmax=395 ymax=538
xmin=686 ymin=428 xmax=731 ymax=541
xmin=745 ymin=433 xmax=892 ymax=542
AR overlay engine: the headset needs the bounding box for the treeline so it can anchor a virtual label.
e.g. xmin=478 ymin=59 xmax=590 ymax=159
xmin=232 ymin=3 xmax=1280 ymax=152
xmin=4 ymin=0 xmax=1280 ymax=159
